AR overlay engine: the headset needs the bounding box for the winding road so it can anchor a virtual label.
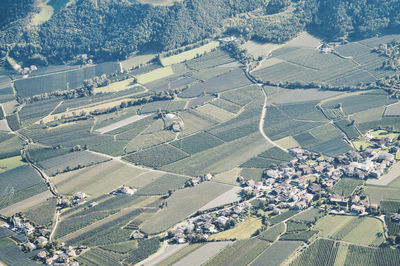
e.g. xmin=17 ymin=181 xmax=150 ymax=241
xmin=258 ymin=84 xmax=288 ymax=152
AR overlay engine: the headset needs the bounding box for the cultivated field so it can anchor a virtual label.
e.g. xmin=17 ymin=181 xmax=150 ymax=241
xmin=52 ymin=160 xmax=148 ymax=196
xmin=161 ymin=41 xmax=219 ymax=66
xmin=174 ymin=241 xmax=232 ymax=266
xmin=210 ymin=218 xmax=262 ymax=241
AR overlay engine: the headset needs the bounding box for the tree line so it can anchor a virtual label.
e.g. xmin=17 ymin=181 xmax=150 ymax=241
xmin=1 ymin=0 xmax=400 ymax=66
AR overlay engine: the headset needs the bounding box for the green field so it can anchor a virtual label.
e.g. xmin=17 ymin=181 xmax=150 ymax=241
xmin=314 ymin=215 xmax=384 ymax=246
xmin=22 ymin=197 xmax=57 ymax=228
xmin=365 ymin=185 xmax=400 ymax=204
xmin=161 ymin=41 xmax=219 ymax=66
xmin=0 ymin=165 xmax=48 ymax=209
xmin=250 ymin=241 xmax=302 ymax=266
xmin=258 ymin=223 xmax=285 ymax=242
xmin=135 ymin=66 xmax=174 ymax=84
xmin=291 ymin=239 xmax=337 ymax=266
xmin=161 ymin=132 xmax=272 ymax=176
xmin=137 ymin=174 xmax=188 ymax=195
xmin=332 ymin=178 xmax=364 ymax=197
xmin=210 ymin=217 xmax=262 ymax=240
xmin=52 ymin=160 xmax=148 ymax=196
xmin=205 ymin=238 xmax=270 ymax=266
xmin=39 ymin=150 xmax=110 ymax=176
xmin=0 ymin=156 xmax=25 ymax=173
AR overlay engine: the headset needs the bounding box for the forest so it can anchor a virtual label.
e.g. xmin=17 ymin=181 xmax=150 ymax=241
xmin=1 ymin=0 xmax=400 ymax=66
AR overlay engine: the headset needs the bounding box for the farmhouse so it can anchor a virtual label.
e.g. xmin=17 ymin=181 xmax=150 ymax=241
xmin=351 ymin=205 xmax=366 ymax=214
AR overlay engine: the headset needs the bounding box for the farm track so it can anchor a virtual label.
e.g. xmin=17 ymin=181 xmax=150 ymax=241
xmin=259 ymin=86 xmax=288 ymax=152
xmin=245 ymin=64 xmax=289 ymax=152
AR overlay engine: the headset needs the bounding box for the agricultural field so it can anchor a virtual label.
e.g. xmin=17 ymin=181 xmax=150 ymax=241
xmin=38 ymin=150 xmax=110 ymax=176
xmin=14 ymin=62 xmax=121 ymax=98
xmin=160 ymin=41 xmax=219 ymax=66
xmin=0 ymin=155 xmax=25 ymax=173
xmin=161 ymin=132 xmax=272 ymax=176
xmin=205 ymin=238 xmax=270 ymax=266
xmin=2 ymin=32 xmax=400 ymax=266
xmin=52 ymin=160 xmax=148 ymax=196
xmin=0 ymin=237 xmax=38 ymax=266
xmin=209 ymin=217 xmax=262 ymax=240
xmin=18 ymin=98 xmax=61 ymax=126
xmin=314 ymin=215 xmax=384 ymax=246
xmin=258 ymin=222 xmax=285 ymax=242
xmin=384 ymin=102 xmax=400 ymax=116
xmin=365 ymin=185 xmax=400 ymax=204
xmin=146 ymin=76 xmax=196 ymax=92
xmin=123 ymin=143 xmax=190 ymax=168
xmin=291 ymin=239 xmax=337 ymax=266
xmin=332 ymin=178 xmax=364 ymax=197
xmin=140 ymin=182 xmax=231 ymax=234
xmin=22 ymin=197 xmax=57 ymax=228
xmin=0 ymin=165 xmax=48 ymax=210
xmin=179 ymin=69 xmax=251 ymax=98
xmin=173 ymin=241 xmax=231 ymax=266
xmin=198 ymin=186 xmax=241 ymax=211
xmin=252 ymin=38 xmax=389 ymax=87
xmin=136 ymin=174 xmax=188 ymax=195
xmin=95 ymin=114 xmax=150 ymax=134
xmin=135 ymin=66 xmax=174 ymax=84
xmin=250 ymin=240 xmax=302 ymax=266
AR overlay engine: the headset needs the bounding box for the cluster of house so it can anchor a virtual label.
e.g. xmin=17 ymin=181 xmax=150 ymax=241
xmin=58 ymin=192 xmax=88 ymax=209
xmin=167 ymin=132 xmax=400 ymax=244
xmin=187 ymin=173 xmax=214 ymax=186
xmin=35 ymin=245 xmax=79 ymax=266
xmin=14 ymin=64 xmax=38 ymax=75
xmin=169 ymin=202 xmax=252 ymax=244
xmin=239 ymin=133 xmax=399 ymax=215
xmin=8 ymin=216 xmax=79 ymax=265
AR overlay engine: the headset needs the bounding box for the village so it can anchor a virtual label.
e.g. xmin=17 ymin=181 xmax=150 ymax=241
xmin=0 ymin=130 xmax=399 ymax=265
xmin=168 ymin=130 xmax=400 ymax=245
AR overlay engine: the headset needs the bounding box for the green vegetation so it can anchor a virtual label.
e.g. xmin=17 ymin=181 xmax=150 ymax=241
xmin=210 ymin=217 xmax=262 ymax=240
xmin=171 ymin=132 xmax=224 ymax=155
xmin=0 ymin=156 xmax=25 ymax=173
xmin=291 ymin=239 xmax=337 ymax=266
xmin=161 ymin=41 xmax=219 ymax=66
xmin=269 ymin=210 xmax=299 ymax=225
xmin=65 ymin=208 xmax=144 ymax=246
xmin=38 ymin=150 xmax=110 ymax=176
xmin=137 ymin=174 xmax=188 ymax=195
xmin=0 ymin=236 xmax=38 ymax=266
xmin=205 ymin=239 xmax=270 ymax=266
xmin=158 ymin=243 xmax=204 ymax=266
xmin=76 ymin=247 xmax=125 ymax=265
xmin=344 ymin=245 xmax=400 ymax=266
xmin=123 ymin=144 xmax=189 ymax=168
xmin=22 ymin=198 xmax=57 ymax=227
xmin=124 ymin=238 xmax=161 ymax=264
xmin=258 ymin=223 xmax=285 ymax=242
xmin=332 ymin=178 xmax=364 ymax=197
xmin=0 ymin=165 xmax=48 ymax=209
xmin=280 ymin=230 xmax=318 ymax=241
xmin=251 ymin=241 xmax=302 ymax=266
xmin=100 ymin=241 xmax=138 ymax=254
xmin=52 ymin=160 xmax=148 ymax=196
